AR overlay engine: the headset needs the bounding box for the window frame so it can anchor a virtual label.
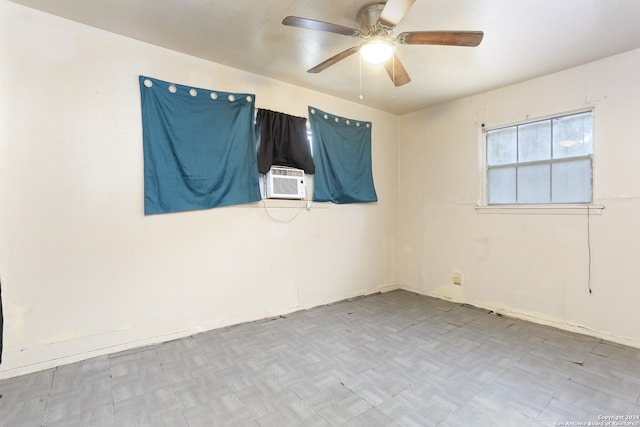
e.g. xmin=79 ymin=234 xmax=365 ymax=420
xmin=482 ymin=109 xmax=595 ymax=208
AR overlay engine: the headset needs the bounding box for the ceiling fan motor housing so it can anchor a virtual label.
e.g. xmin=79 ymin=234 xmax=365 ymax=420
xmin=357 ymin=3 xmax=387 ymax=35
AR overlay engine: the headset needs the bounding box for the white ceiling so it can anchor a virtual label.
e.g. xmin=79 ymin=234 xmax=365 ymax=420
xmin=9 ymin=0 xmax=640 ymax=114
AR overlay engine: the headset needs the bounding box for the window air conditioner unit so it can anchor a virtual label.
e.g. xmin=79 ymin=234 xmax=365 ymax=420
xmin=264 ymin=166 xmax=306 ymax=199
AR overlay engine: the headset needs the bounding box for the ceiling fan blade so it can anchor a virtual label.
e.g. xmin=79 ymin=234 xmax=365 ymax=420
xmin=397 ymin=31 xmax=484 ymax=47
xmin=384 ymin=53 xmax=411 ymax=87
xmin=282 ymin=16 xmax=358 ymax=37
xmin=378 ymin=0 xmax=416 ymax=28
xmin=307 ymin=47 xmax=359 ymax=73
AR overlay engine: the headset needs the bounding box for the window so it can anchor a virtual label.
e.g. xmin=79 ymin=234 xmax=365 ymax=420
xmin=486 ymin=111 xmax=593 ymax=205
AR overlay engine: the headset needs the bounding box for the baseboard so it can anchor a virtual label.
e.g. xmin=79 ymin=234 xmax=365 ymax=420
xmin=5 ymin=282 xmax=633 ymax=381
xmin=397 ymin=284 xmax=640 ymax=350
xmin=0 ymin=283 xmax=402 ymax=380
xmin=0 ymin=317 xmax=197 ymax=380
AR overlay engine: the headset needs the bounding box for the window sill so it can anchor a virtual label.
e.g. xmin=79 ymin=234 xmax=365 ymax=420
xmin=245 ymin=198 xmax=330 ymax=209
xmin=475 ymin=204 xmax=604 ymax=215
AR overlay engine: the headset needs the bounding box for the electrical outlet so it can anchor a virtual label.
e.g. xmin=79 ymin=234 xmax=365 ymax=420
xmin=452 ymin=272 xmax=463 ymax=286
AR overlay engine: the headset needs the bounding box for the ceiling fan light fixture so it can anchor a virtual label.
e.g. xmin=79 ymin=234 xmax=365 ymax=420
xmin=360 ymin=40 xmax=394 ymax=64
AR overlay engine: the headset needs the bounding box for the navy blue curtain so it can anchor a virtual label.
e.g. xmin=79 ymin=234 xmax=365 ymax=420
xmin=140 ymin=76 xmax=261 ymax=214
xmin=309 ymin=106 xmax=377 ymax=203
xmin=255 ymin=109 xmax=315 ymax=174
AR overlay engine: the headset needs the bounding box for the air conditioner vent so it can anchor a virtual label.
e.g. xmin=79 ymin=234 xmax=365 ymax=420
xmin=271 ymin=168 xmax=304 ymax=178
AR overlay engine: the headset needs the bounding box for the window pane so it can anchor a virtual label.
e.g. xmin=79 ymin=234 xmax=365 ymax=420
xmin=517 ymin=164 xmax=550 ymax=204
xmin=553 ymin=112 xmax=593 ymax=159
xmin=552 ymin=159 xmax=592 ymax=203
xmin=487 ymin=127 xmax=517 ymax=166
xmin=488 ymin=167 xmax=516 ymax=204
xmin=519 ymin=120 xmax=551 ymax=162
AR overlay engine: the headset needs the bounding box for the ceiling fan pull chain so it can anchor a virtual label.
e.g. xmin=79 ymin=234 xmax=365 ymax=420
xmin=359 ymin=54 xmax=364 ymax=100
xmin=392 ymin=55 xmax=397 ymax=100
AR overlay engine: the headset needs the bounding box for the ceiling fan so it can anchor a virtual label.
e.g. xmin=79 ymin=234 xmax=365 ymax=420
xmin=282 ymin=0 xmax=484 ymax=87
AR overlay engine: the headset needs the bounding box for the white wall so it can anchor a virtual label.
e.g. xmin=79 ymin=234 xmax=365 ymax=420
xmin=398 ymin=48 xmax=640 ymax=348
xmin=0 ymin=2 xmax=399 ymax=378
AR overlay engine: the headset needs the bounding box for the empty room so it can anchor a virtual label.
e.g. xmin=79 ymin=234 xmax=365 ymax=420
xmin=1 ymin=0 xmax=639 ymax=426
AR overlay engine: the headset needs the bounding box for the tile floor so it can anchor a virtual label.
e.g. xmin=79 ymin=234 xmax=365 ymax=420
xmin=0 ymin=290 xmax=639 ymax=426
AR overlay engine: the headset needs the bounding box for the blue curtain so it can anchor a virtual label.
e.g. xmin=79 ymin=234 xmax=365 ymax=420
xmin=309 ymin=106 xmax=377 ymax=203
xmin=140 ymin=76 xmax=261 ymax=214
